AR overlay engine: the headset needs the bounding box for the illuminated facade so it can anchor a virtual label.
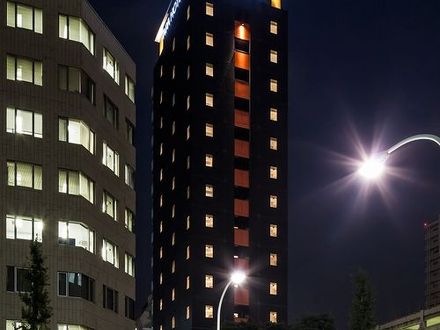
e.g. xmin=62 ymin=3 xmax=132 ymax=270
xmin=426 ymin=219 xmax=440 ymax=308
xmin=0 ymin=0 xmax=136 ymax=329
xmin=152 ymin=0 xmax=288 ymax=328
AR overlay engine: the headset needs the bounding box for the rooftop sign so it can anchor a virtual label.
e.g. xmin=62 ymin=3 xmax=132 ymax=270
xmin=155 ymin=0 xmax=183 ymax=42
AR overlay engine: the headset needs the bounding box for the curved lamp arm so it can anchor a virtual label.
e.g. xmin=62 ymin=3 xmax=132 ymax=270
xmin=217 ymin=280 xmax=233 ymax=330
xmin=387 ymin=134 xmax=440 ymax=155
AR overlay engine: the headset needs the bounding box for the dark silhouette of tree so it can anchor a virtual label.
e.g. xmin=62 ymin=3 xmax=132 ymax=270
xmin=292 ymin=314 xmax=336 ymax=330
xmin=19 ymin=240 xmax=52 ymax=330
xmin=223 ymin=321 xmax=291 ymax=330
xmin=349 ymin=270 xmax=376 ymax=330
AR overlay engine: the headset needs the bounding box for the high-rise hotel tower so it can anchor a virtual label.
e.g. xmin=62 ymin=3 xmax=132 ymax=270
xmin=1 ymin=0 xmax=136 ymax=329
xmin=152 ymin=0 xmax=288 ymax=328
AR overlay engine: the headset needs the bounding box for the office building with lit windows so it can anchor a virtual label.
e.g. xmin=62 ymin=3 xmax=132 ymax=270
xmin=0 ymin=0 xmax=136 ymax=329
xmin=152 ymin=0 xmax=288 ymax=328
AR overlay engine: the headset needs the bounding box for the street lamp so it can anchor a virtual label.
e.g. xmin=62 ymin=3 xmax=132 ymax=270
xmin=358 ymin=134 xmax=440 ymax=180
xmin=217 ymin=271 xmax=247 ymax=330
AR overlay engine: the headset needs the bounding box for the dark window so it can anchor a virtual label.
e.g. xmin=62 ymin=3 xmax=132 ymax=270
xmin=127 ymin=120 xmax=135 ymax=146
xmin=58 ymin=272 xmax=95 ymax=302
xmin=103 ymin=285 xmax=118 ymax=313
xmin=58 ymin=65 xmax=95 ymax=104
xmin=235 ymin=68 xmax=249 ymax=82
xmin=104 ymin=96 xmax=119 ymax=129
xmin=235 ymin=97 xmax=249 ymax=111
xmin=235 ymin=38 xmax=249 ymax=53
xmin=125 ymin=296 xmax=135 ymax=320
xmin=6 ymin=266 xmax=31 ymax=292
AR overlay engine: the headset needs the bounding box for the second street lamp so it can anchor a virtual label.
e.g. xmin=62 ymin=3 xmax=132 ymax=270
xmin=217 ymin=271 xmax=247 ymax=330
xmin=358 ymin=134 xmax=440 ymax=180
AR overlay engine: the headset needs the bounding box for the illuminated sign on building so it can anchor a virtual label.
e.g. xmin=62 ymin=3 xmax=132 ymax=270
xmin=155 ymin=0 xmax=183 ymax=42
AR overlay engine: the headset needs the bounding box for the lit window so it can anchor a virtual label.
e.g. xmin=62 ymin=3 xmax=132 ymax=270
xmin=171 ymin=261 xmax=175 ymax=273
xmin=172 ymin=177 xmax=176 ymax=190
xmin=159 ymin=143 xmax=163 ymax=155
xmin=205 ymin=275 xmax=214 ymax=288
xmin=205 ymin=244 xmax=214 ymax=258
xmin=125 ymin=253 xmax=135 ymax=277
xmin=171 ymin=316 xmax=175 ymax=328
xmin=206 ymin=2 xmax=214 ymax=16
xmin=102 ymin=191 xmax=118 ymax=220
xmin=186 ymin=246 xmax=190 ymax=259
xmin=125 ymin=75 xmax=135 ymax=102
xmin=205 ymin=93 xmax=214 ymax=107
xmin=187 ymin=95 xmax=191 ymax=110
xmin=270 ymin=282 xmax=278 ymax=295
xmin=172 ymin=66 xmax=176 ymax=79
xmin=270 ymin=224 xmax=278 ymax=237
xmin=102 ymin=239 xmax=119 ymax=268
xmin=125 ymin=209 xmax=134 ymax=232
xmin=206 ymin=63 xmax=214 ymax=77
xmin=102 ymin=142 xmax=120 ymax=176
xmin=58 ymin=169 xmax=94 ymax=203
xmin=7 ymin=54 xmax=42 ymax=86
xmin=103 ymin=48 xmax=120 ymax=84
xmin=187 ymin=5 xmax=191 ymax=20
xmin=205 ymin=305 xmax=214 ymax=319
xmin=270 ymin=166 xmax=278 ymax=179
xmin=270 ymin=50 xmax=278 ymax=63
xmin=172 ymin=121 xmax=176 ymax=135
xmin=159 ymin=221 xmax=163 ymax=233
xmin=160 ymin=169 xmax=163 ymax=181
xmin=186 ymin=216 xmax=191 ymax=230
xmin=270 ymin=79 xmax=278 ymax=92
xmin=187 ymin=35 xmax=191 ymax=50
xmin=270 ymin=108 xmax=278 ymax=121
xmin=7 ymin=161 xmax=42 ymax=190
xmin=172 ymin=149 xmax=176 ymax=163
xmin=270 ymin=21 xmax=278 ymax=34
xmin=270 ymin=311 xmax=278 ymax=323
xmin=7 ymin=2 xmax=43 ymax=33
xmin=271 ymin=0 xmax=282 ymax=9
xmin=6 ymin=320 xmax=30 ymax=330
xmin=171 ymin=205 xmax=176 ymax=218
xmin=270 ymin=195 xmax=278 ymax=208
xmin=205 ymin=214 xmax=214 ymax=228
xmin=159 ymin=299 xmax=163 ymax=310
xmin=186 ymin=276 xmax=190 ymax=289
xmin=58 ymin=15 xmax=95 ymax=54
xmin=270 ymin=137 xmax=278 ymax=150
xmin=205 ymin=154 xmax=214 ymax=167
xmin=205 ymin=123 xmax=214 ymax=137
xmin=205 ymin=32 xmax=214 ymax=47
xmin=160 ymin=65 xmax=163 ymax=77
xmin=59 ymin=118 xmax=95 ymax=154
xmin=159 ymin=195 xmax=163 ymax=207
xmin=187 ymin=156 xmax=190 ymax=169
xmin=205 ymin=184 xmax=214 ymax=197
xmin=186 ymin=125 xmax=190 ymax=140
xmin=172 ymin=38 xmax=176 ymax=51
xmin=172 ymin=232 xmax=176 ymax=245
xmin=159 ymin=247 xmax=163 ymax=259
xmin=58 ymin=221 xmax=94 ymax=253
xmin=270 ymin=253 xmax=278 ymax=266
xmin=57 ymin=272 xmax=95 ymax=303
xmin=7 ymin=107 xmax=42 ymax=138
xmin=186 ymin=306 xmax=191 ymax=319
xmin=159 ymin=273 xmax=163 ymax=284
xmin=6 ymin=215 xmax=43 ymax=242
xmin=125 ymin=165 xmax=135 ymax=189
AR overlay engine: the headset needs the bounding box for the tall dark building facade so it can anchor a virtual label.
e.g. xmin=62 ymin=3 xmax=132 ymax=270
xmin=426 ymin=219 xmax=440 ymax=308
xmin=1 ymin=0 xmax=136 ymax=329
xmin=152 ymin=0 xmax=288 ymax=328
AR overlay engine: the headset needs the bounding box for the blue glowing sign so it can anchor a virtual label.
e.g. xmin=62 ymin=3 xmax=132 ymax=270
xmin=163 ymin=0 xmax=182 ymax=38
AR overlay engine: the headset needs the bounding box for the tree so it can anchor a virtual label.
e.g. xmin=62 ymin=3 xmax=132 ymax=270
xmin=349 ymin=270 xmax=376 ymax=330
xmin=19 ymin=240 xmax=52 ymax=330
xmin=292 ymin=314 xmax=336 ymax=330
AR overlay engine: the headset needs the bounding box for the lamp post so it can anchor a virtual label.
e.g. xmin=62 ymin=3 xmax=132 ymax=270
xmin=358 ymin=134 xmax=440 ymax=179
xmin=217 ymin=271 xmax=247 ymax=330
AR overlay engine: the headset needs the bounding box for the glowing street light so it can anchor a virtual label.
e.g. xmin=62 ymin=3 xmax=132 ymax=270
xmin=358 ymin=134 xmax=440 ymax=180
xmin=217 ymin=271 xmax=247 ymax=330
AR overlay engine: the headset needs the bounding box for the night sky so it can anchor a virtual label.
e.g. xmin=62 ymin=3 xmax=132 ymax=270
xmin=88 ymin=0 xmax=440 ymax=328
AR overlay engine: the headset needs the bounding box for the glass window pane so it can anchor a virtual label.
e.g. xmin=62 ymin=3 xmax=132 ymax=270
xmin=69 ymin=17 xmax=80 ymax=42
xmin=59 ymin=15 xmax=67 ymax=38
xmin=68 ymin=272 xmax=82 ymax=297
xmin=7 ymin=162 xmax=15 ymax=186
xmin=17 ymin=268 xmax=31 ymax=291
xmin=16 ymin=5 xmax=33 ymax=30
xmin=16 ymin=110 xmax=33 ymax=135
xmin=34 ymin=165 xmax=42 ymax=190
xmin=6 ymin=215 xmax=15 ymax=239
xmin=68 ymin=120 xmax=81 ymax=144
xmin=68 ymin=171 xmax=79 ymax=195
xmin=7 ymin=2 xmax=16 ymax=27
xmin=16 ymin=163 xmax=33 ymax=188
xmin=16 ymin=216 xmax=33 ymax=240
xmin=80 ymin=122 xmax=90 ymax=150
xmin=7 ymin=55 xmax=16 ymax=80
xmin=34 ymin=9 xmax=43 ymax=33
xmin=68 ymin=67 xmax=81 ymax=92
xmin=16 ymin=58 xmax=33 ymax=83
xmin=59 ymin=118 xmax=67 ymax=141
xmin=58 ymin=221 xmax=67 ymax=240
xmin=34 ymin=61 xmax=42 ymax=86
xmin=58 ymin=272 xmax=67 ymax=295
xmin=69 ymin=223 xmax=89 ymax=250
xmin=58 ymin=170 xmax=67 ymax=193
xmin=34 ymin=113 xmax=42 ymax=138
xmin=6 ymin=107 xmax=16 ymax=133
xmin=34 ymin=219 xmax=43 ymax=242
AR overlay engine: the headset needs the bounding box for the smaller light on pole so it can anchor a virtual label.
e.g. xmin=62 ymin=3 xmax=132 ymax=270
xmin=217 ymin=271 xmax=247 ymax=330
xmin=357 ymin=134 xmax=440 ymax=180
